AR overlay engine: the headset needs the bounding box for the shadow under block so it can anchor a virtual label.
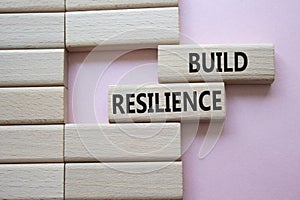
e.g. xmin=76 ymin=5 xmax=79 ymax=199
xmin=0 ymin=87 xmax=66 ymax=125
xmin=158 ymin=44 xmax=275 ymax=84
xmin=0 ymin=49 xmax=66 ymax=87
xmin=65 ymin=162 xmax=183 ymax=199
xmin=65 ymin=123 xmax=181 ymax=162
xmin=0 ymin=0 xmax=65 ymax=12
xmin=66 ymin=7 xmax=179 ymax=51
xmin=108 ymin=83 xmax=226 ymax=122
xmin=66 ymin=0 xmax=178 ymax=11
xmin=0 ymin=125 xmax=63 ymax=163
xmin=0 ymin=164 xmax=63 ymax=199
xmin=0 ymin=13 xmax=64 ymax=49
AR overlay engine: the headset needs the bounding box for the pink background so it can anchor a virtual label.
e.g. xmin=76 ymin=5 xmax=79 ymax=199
xmin=68 ymin=0 xmax=300 ymax=199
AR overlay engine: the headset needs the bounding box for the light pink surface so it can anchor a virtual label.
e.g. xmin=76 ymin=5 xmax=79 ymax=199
xmin=68 ymin=0 xmax=300 ymax=199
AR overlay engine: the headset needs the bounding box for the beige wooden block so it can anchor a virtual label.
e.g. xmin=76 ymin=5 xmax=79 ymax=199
xmin=0 ymin=87 xmax=66 ymax=125
xmin=0 ymin=13 xmax=64 ymax=49
xmin=109 ymin=83 xmax=226 ymax=123
xmin=65 ymin=162 xmax=182 ymax=199
xmin=66 ymin=0 xmax=178 ymax=11
xmin=158 ymin=44 xmax=275 ymax=84
xmin=66 ymin=7 xmax=179 ymax=51
xmin=0 ymin=164 xmax=63 ymax=199
xmin=65 ymin=123 xmax=181 ymax=162
xmin=0 ymin=49 xmax=66 ymax=87
xmin=0 ymin=0 xmax=65 ymax=12
xmin=0 ymin=125 xmax=63 ymax=163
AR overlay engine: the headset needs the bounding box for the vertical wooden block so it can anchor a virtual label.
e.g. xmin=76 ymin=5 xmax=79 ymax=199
xmin=0 ymin=0 xmax=65 ymax=12
xmin=0 ymin=49 xmax=66 ymax=87
xmin=158 ymin=44 xmax=275 ymax=84
xmin=0 ymin=125 xmax=64 ymax=163
xmin=0 ymin=87 xmax=67 ymax=125
xmin=65 ymin=162 xmax=183 ymax=199
xmin=66 ymin=7 xmax=179 ymax=51
xmin=0 ymin=164 xmax=64 ymax=199
xmin=0 ymin=13 xmax=64 ymax=49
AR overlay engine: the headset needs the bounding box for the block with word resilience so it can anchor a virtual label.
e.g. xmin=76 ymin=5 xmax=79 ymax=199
xmin=65 ymin=123 xmax=181 ymax=162
xmin=66 ymin=7 xmax=179 ymax=51
xmin=109 ymin=83 xmax=225 ymax=122
xmin=158 ymin=44 xmax=275 ymax=84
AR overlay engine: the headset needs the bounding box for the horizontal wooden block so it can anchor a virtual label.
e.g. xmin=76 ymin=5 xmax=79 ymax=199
xmin=66 ymin=7 xmax=179 ymax=51
xmin=158 ymin=44 xmax=275 ymax=84
xmin=0 ymin=0 xmax=65 ymax=12
xmin=65 ymin=162 xmax=182 ymax=199
xmin=0 ymin=49 xmax=66 ymax=87
xmin=0 ymin=125 xmax=63 ymax=163
xmin=0 ymin=13 xmax=64 ymax=49
xmin=66 ymin=0 xmax=178 ymax=11
xmin=0 ymin=164 xmax=63 ymax=199
xmin=0 ymin=87 xmax=66 ymax=125
xmin=65 ymin=123 xmax=181 ymax=162
xmin=108 ymin=83 xmax=226 ymax=123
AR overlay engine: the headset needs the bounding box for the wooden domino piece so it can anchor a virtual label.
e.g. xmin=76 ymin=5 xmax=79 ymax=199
xmin=0 ymin=13 xmax=64 ymax=49
xmin=0 ymin=125 xmax=63 ymax=163
xmin=65 ymin=123 xmax=181 ymax=162
xmin=66 ymin=7 xmax=179 ymax=51
xmin=0 ymin=49 xmax=66 ymax=87
xmin=65 ymin=162 xmax=183 ymax=199
xmin=108 ymin=83 xmax=226 ymax=123
xmin=0 ymin=87 xmax=66 ymax=125
xmin=0 ymin=0 xmax=65 ymax=12
xmin=0 ymin=164 xmax=63 ymax=199
xmin=158 ymin=44 xmax=275 ymax=84
xmin=66 ymin=0 xmax=178 ymax=11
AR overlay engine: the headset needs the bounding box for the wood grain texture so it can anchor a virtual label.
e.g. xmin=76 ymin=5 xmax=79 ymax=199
xmin=66 ymin=7 xmax=179 ymax=51
xmin=0 ymin=0 xmax=64 ymax=12
xmin=108 ymin=83 xmax=226 ymax=123
xmin=65 ymin=123 xmax=181 ymax=162
xmin=0 ymin=125 xmax=63 ymax=163
xmin=65 ymin=162 xmax=183 ymax=199
xmin=66 ymin=0 xmax=178 ymax=11
xmin=0 ymin=13 xmax=64 ymax=49
xmin=0 ymin=87 xmax=66 ymax=125
xmin=0 ymin=49 xmax=66 ymax=87
xmin=158 ymin=44 xmax=275 ymax=84
xmin=0 ymin=164 xmax=63 ymax=199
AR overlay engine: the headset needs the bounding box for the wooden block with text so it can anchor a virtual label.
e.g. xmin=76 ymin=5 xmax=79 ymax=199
xmin=158 ymin=44 xmax=275 ymax=84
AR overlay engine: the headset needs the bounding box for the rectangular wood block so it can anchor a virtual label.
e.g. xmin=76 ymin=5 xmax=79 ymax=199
xmin=0 ymin=164 xmax=63 ymax=199
xmin=108 ymin=83 xmax=226 ymax=123
xmin=158 ymin=44 xmax=275 ymax=84
xmin=0 ymin=13 xmax=64 ymax=49
xmin=0 ymin=87 xmax=66 ymax=125
xmin=0 ymin=125 xmax=63 ymax=163
xmin=0 ymin=49 xmax=66 ymax=87
xmin=65 ymin=162 xmax=183 ymax=199
xmin=0 ymin=0 xmax=65 ymax=12
xmin=66 ymin=7 xmax=179 ymax=51
xmin=65 ymin=123 xmax=181 ymax=162
xmin=66 ymin=0 xmax=178 ymax=11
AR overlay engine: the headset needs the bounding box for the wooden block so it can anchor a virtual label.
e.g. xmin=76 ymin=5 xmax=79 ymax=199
xmin=109 ymin=83 xmax=226 ymax=123
xmin=158 ymin=44 xmax=275 ymax=84
xmin=0 ymin=0 xmax=65 ymax=12
xmin=66 ymin=7 xmax=179 ymax=51
xmin=0 ymin=164 xmax=63 ymax=199
xmin=0 ymin=87 xmax=66 ymax=125
xmin=0 ymin=49 xmax=66 ymax=87
xmin=0 ymin=13 xmax=64 ymax=49
xmin=65 ymin=123 xmax=181 ymax=162
xmin=0 ymin=125 xmax=63 ymax=163
xmin=65 ymin=162 xmax=182 ymax=199
xmin=66 ymin=0 xmax=178 ymax=11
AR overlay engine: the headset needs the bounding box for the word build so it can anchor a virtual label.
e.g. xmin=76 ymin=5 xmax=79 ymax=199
xmin=108 ymin=83 xmax=225 ymax=122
